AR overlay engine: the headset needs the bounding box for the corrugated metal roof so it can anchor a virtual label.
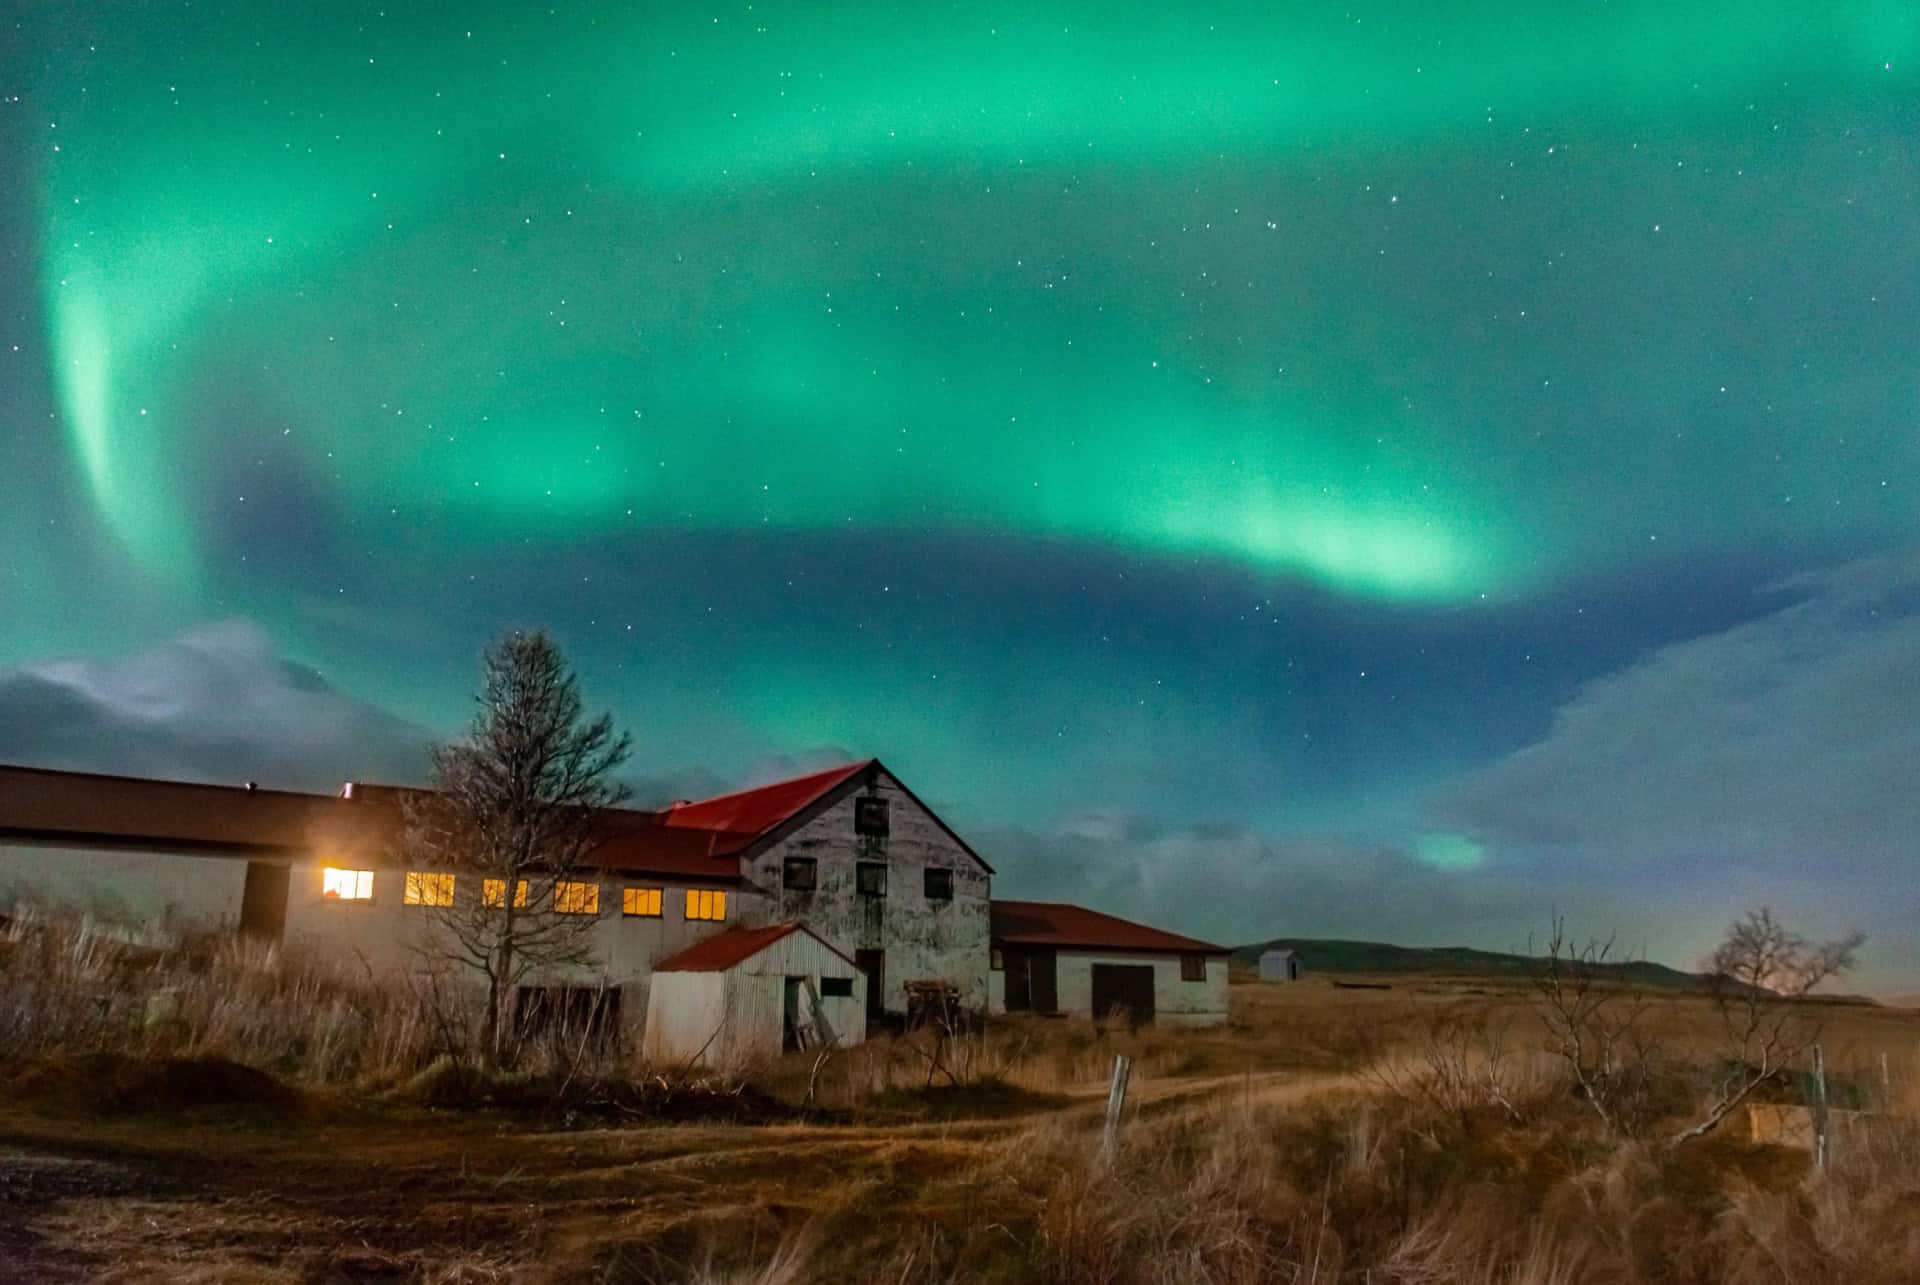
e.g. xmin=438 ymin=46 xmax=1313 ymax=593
xmin=990 ymin=899 xmax=1229 ymax=955
xmin=660 ymin=761 xmax=875 ymax=836
xmin=651 ymin=921 xmax=859 ymax=973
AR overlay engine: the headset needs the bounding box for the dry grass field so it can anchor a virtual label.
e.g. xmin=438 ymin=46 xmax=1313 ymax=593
xmin=2 ymin=922 xmax=1918 ymax=1283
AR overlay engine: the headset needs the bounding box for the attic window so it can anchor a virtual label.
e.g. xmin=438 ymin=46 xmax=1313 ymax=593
xmin=1181 ymin=954 xmax=1207 ymax=983
xmin=322 ymin=867 xmax=373 ymax=901
xmin=856 ymin=861 xmax=888 ymax=897
xmin=783 ymin=857 xmax=817 ymax=891
xmin=923 ymin=868 xmax=953 ymax=901
xmin=854 ymin=796 xmax=890 ymax=838
xmin=403 ymin=872 xmax=455 ymax=907
xmin=820 ymin=977 xmax=854 ymax=998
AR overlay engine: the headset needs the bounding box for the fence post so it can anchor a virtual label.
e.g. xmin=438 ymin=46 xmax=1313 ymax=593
xmin=1102 ymin=1054 xmax=1133 ymax=1160
xmin=1810 ymin=1042 xmax=1829 ymax=1172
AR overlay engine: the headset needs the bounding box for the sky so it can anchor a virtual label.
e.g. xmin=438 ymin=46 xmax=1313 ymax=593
xmin=2 ymin=2 xmax=1916 ymax=991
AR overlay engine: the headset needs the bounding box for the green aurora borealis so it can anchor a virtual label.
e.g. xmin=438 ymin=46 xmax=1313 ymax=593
xmin=4 ymin=2 xmax=1919 ymax=983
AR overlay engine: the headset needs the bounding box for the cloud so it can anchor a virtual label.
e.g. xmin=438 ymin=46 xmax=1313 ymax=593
xmin=1438 ymin=553 xmax=1920 ymax=872
xmin=979 ymin=818 xmax=1585 ymax=957
xmin=1433 ymin=552 xmax=1920 ymax=987
xmin=0 ymin=620 xmax=431 ymax=792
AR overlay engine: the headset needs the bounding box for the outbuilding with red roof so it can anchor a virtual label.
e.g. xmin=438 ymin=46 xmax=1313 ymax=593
xmin=989 ymin=899 xmax=1230 ymax=1027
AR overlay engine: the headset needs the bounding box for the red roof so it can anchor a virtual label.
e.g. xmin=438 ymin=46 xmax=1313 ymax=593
xmin=652 ymin=921 xmax=860 ymax=973
xmin=991 ymin=900 xmax=1228 ymax=955
xmin=661 ymin=761 xmax=874 ymax=836
xmin=0 ymin=757 xmax=967 ymax=883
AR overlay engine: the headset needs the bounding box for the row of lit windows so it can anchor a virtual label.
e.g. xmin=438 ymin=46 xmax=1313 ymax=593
xmin=324 ymin=868 xmax=726 ymax=921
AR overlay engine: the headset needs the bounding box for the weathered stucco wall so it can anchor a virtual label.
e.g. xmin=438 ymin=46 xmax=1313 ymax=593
xmin=740 ymin=769 xmax=990 ymax=1014
xmin=0 ymin=841 xmax=249 ymax=932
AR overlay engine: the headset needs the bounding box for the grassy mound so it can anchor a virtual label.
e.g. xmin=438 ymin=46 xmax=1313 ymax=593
xmin=9 ymin=1052 xmax=300 ymax=1116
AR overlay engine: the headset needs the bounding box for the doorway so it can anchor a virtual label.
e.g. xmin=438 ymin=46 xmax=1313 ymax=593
xmin=855 ymin=949 xmax=884 ymax=1023
xmin=239 ymin=863 xmax=289 ymax=941
xmin=1002 ymin=947 xmax=1057 ymax=1014
xmin=1090 ymin=963 xmax=1155 ymax=1028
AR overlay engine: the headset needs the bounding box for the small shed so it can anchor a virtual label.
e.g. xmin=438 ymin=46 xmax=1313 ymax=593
xmin=642 ymin=921 xmax=865 ymax=1068
xmin=1259 ymin=948 xmax=1303 ymax=982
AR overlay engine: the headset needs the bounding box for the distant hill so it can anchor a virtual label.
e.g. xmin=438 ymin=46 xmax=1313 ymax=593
xmin=1234 ymin=937 xmax=1713 ymax=990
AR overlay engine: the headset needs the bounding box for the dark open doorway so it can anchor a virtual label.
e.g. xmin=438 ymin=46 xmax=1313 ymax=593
xmin=1091 ymin=963 xmax=1155 ymax=1028
xmin=855 ymin=949 xmax=884 ymax=1023
xmin=1002 ymin=947 xmax=1057 ymax=1014
xmin=239 ymin=863 xmax=289 ymax=941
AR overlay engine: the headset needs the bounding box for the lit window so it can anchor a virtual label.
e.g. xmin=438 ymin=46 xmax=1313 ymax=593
xmin=322 ymin=867 xmax=373 ymax=901
xmin=1181 ymin=954 xmax=1207 ymax=983
xmin=923 ymin=868 xmax=952 ymax=901
xmin=482 ymin=878 xmax=529 ymax=908
xmin=403 ymin=871 xmax=455 ymax=906
xmin=783 ymin=857 xmax=817 ymax=890
xmin=553 ymin=881 xmax=600 ymax=915
xmin=856 ymin=861 xmax=887 ymax=897
xmin=685 ymin=888 xmax=727 ymax=922
xmin=622 ymin=886 xmax=662 ymax=917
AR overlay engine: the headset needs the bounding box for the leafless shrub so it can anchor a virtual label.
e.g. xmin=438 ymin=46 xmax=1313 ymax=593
xmin=1671 ymin=907 xmax=1865 ymax=1145
xmin=1528 ymin=917 xmax=1665 ymax=1137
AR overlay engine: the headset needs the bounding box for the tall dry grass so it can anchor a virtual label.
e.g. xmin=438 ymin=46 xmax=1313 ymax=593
xmin=0 ymin=907 xmax=444 ymax=1086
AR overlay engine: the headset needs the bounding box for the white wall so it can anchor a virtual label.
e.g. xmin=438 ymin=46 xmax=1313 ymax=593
xmin=640 ymin=971 xmax=727 ymax=1066
xmin=988 ymin=951 xmax=1228 ymax=1027
xmin=741 ymin=769 xmax=990 ymax=1014
xmin=0 ymin=840 xmax=250 ymax=934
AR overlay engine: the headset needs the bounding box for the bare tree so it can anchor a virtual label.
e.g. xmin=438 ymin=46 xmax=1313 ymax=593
xmin=1669 ymin=907 xmax=1864 ymax=1145
xmin=401 ymin=630 xmax=632 ymax=1067
xmin=1530 ymin=916 xmax=1659 ymax=1137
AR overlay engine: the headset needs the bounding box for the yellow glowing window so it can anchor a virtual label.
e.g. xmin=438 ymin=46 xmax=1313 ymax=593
xmin=482 ymin=878 xmax=529 ymax=908
xmin=553 ymin=881 xmax=600 ymax=915
xmin=685 ymin=889 xmax=727 ymax=922
xmin=622 ymin=887 xmax=662 ymax=918
xmin=403 ymin=871 xmax=455 ymax=907
xmin=321 ymin=867 xmax=373 ymax=901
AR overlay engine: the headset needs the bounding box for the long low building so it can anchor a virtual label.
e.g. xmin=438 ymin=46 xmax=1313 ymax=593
xmin=988 ymin=900 xmax=1230 ymax=1026
xmin=0 ymin=758 xmax=1232 ymax=1052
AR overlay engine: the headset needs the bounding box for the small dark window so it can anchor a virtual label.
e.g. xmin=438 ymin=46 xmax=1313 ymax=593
xmin=1181 ymin=954 xmax=1207 ymax=982
xmin=820 ymin=977 xmax=854 ymax=998
xmin=923 ymin=868 xmax=953 ymax=901
xmin=783 ymin=857 xmax=817 ymax=890
xmin=990 ymin=947 xmax=1004 ymax=972
xmin=854 ymin=796 xmax=890 ymax=837
xmin=856 ymin=861 xmax=888 ymax=897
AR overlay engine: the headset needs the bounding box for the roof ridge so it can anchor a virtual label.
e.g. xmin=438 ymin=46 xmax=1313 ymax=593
xmin=0 ymin=761 xmax=336 ymax=802
xmin=665 ymin=759 xmax=875 ymax=813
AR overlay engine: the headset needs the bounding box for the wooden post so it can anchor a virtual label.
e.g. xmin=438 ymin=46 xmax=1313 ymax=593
xmin=1102 ymin=1054 xmax=1133 ymax=1159
xmin=1810 ymin=1042 xmax=1830 ymax=1172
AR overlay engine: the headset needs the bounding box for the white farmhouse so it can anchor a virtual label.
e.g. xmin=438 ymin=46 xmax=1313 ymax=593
xmin=0 ymin=757 xmax=1233 ymax=1049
